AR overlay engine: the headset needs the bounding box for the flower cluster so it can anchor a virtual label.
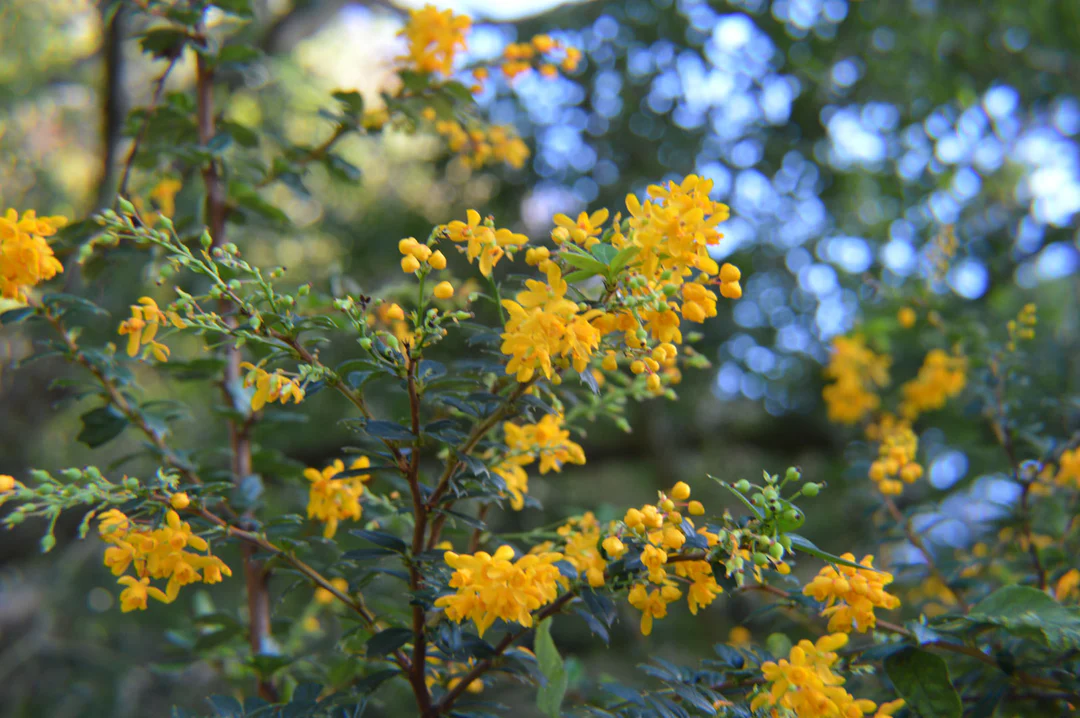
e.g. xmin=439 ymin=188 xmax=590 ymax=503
xmin=616 ymin=482 xmax=726 ymax=635
xmin=435 ymin=545 xmax=568 ymax=637
xmin=399 ymin=235 xmax=447 ymax=274
xmin=1006 ymin=302 xmax=1037 ymax=352
xmin=443 ymin=209 xmax=528 ymax=278
xmin=493 ymin=412 xmax=585 ymax=510
xmin=500 ymin=261 xmax=606 ymax=381
xmin=118 ymin=296 xmax=183 ymax=361
xmin=866 ymin=414 xmax=922 ymax=495
xmin=304 ymin=456 xmax=373 ymax=538
xmin=426 ymin=656 xmax=485 ymax=695
xmin=0 ymin=209 xmax=66 ymax=301
xmin=399 ymin=5 xmax=470 ymax=76
xmin=240 ymin=362 xmax=306 ymax=412
xmin=530 ymin=512 xmax=608 ymax=588
xmin=428 ymin=115 xmax=530 ymax=170
xmin=822 ymin=335 xmax=890 ymax=424
xmin=498 ymin=34 xmax=581 ymax=81
xmin=752 ymin=633 xmax=902 ymax=718
xmin=898 ymin=349 xmax=967 ymax=419
xmin=802 ymin=554 xmax=900 ymax=633
xmin=98 ymin=508 xmax=231 ymax=611
xmin=1055 ymin=447 xmax=1080 ymax=489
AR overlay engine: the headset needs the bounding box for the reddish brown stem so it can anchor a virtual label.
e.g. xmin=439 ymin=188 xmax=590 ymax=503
xmin=195 ymin=44 xmax=276 ymax=703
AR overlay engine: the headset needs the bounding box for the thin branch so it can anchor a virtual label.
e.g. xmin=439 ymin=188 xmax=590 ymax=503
xmin=117 ymin=53 xmax=181 ymax=201
xmin=883 ymin=495 xmax=969 ymax=613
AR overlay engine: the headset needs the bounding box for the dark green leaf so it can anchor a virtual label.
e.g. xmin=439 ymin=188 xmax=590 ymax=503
xmin=964 ymin=584 xmax=1080 ymax=651
xmin=333 ymin=91 xmax=365 ymax=116
xmin=884 ymin=648 xmax=961 ymax=718
xmin=367 ymin=627 xmax=412 ymax=657
xmin=217 ymin=44 xmax=262 ymax=65
xmin=0 ymin=307 xmax=36 ymax=324
xmin=350 ymin=529 xmax=407 ymax=553
xmin=207 ymin=695 xmax=243 ymax=718
xmin=786 ymin=534 xmax=875 ymax=571
xmin=360 ymin=420 xmax=415 ymax=442
xmin=77 ymin=405 xmax=128 ymax=448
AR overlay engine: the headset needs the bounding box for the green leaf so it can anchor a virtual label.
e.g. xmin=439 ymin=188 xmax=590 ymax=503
xmin=217 ymin=44 xmax=262 ymax=65
xmin=325 ymin=155 xmax=362 ymax=183
xmin=77 ymin=406 xmax=128 ymax=448
xmin=589 ymin=242 xmax=618 ymax=264
xmin=367 ymin=627 xmax=412 ymax=657
xmin=139 ymin=28 xmax=189 ymax=59
xmin=609 ymin=245 xmax=640 ymax=274
xmin=213 ymin=0 xmax=254 ymax=17
xmin=534 ymin=617 xmax=568 ymax=718
xmin=359 ymin=420 xmax=415 ymax=442
xmin=786 ymin=534 xmax=877 ymax=571
xmin=350 ymin=529 xmax=407 ymax=553
xmin=333 ymin=90 xmax=365 ymax=116
xmin=563 ymin=268 xmax=601 ymax=283
xmin=561 ymin=252 xmax=607 ymax=274
xmin=0 ymin=306 xmax=36 ymax=324
xmin=884 ymin=648 xmax=961 ymax=718
xmin=964 ymin=584 xmax=1080 ymax=651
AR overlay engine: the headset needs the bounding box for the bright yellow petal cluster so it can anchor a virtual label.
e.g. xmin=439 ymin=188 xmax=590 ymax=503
xmin=543 ymin=512 xmax=607 ymax=588
xmin=430 ymin=117 xmax=530 ymax=170
xmin=444 ymin=209 xmax=528 ymax=277
xmin=304 ymin=456 xmax=372 ymax=539
xmin=866 ymin=414 xmax=922 ymax=495
xmin=802 ymin=554 xmax=900 ymax=633
xmin=0 ymin=209 xmax=66 ymax=301
xmin=499 ymin=34 xmax=580 ymax=81
xmin=240 ymin=362 xmax=305 ymax=412
xmin=620 ymin=482 xmax=728 ymax=633
xmin=426 ymin=656 xmax=486 ymax=695
xmin=822 ymin=335 xmax=891 ymax=424
xmin=552 ymin=209 xmax=609 ymax=248
xmin=435 ymin=545 xmax=569 ymax=636
xmin=751 ymin=633 xmax=884 ymax=718
xmin=98 ymin=508 xmax=231 ymax=611
xmin=491 ymin=412 xmax=585 ymax=510
xmin=399 ymin=5 xmax=470 ymax=76
xmin=624 ymin=174 xmax=731 ymax=285
xmin=500 ymin=261 xmax=607 ymax=381
xmin=898 ymin=348 xmax=966 ymax=419
xmin=118 ymin=297 xmax=183 ymax=361
xmin=1055 ymin=448 xmax=1080 ymax=489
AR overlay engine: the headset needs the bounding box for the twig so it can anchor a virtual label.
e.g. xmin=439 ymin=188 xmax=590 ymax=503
xmin=117 ymin=53 xmax=181 ymax=200
xmin=883 ymin=495 xmax=969 ymax=612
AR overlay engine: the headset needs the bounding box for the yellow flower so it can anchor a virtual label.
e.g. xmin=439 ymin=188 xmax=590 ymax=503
xmin=822 ymin=335 xmax=890 ymax=424
xmin=169 ymin=492 xmax=190 ymax=510
xmin=898 ymin=349 xmax=967 ymax=420
xmin=897 ymin=306 xmax=916 ymax=328
xmin=117 ymin=576 xmax=170 ymax=612
xmin=98 ymin=508 xmax=231 ymax=610
xmin=240 ymin=362 xmax=305 ymax=412
xmin=399 ymin=5 xmax=470 ymax=76
xmin=433 ymin=281 xmax=454 ymax=299
xmin=444 ymin=210 xmax=528 ymax=277
xmin=627 ymin=582 xmax=682 ymax=635
xmin=500 ymin=262 xmax=606 ymax=381
xmin=552 ymin=209 xmax=609 ymax=248
xmin=866 ymin=414 xmax=922 ymax=495
xmin=0 ymin=475 xmax=16 ymax=492
xmin=752 ymin=633 xmax=878 ymax=718
xmin=624 ymin=175 xmax=729 ymax=284
xmin=118 ymin=297 xmax=181 ymax=361
xmin=0 ymin=209 xmax=66 ymax=301
xmin=1055 ymin=448 xmax=1080 ymax=489
xmin=435 ymin=545 xmax=568 ymax=637
xmin=315 ymin=577 xmax=350 ymax=605
xmin=803 ymin=554 xmax=900 ymax=632
xmin=304 ymin=457 xmax=372 ymax=539
xmin=505 ymin=412 xmax=586 ymax=475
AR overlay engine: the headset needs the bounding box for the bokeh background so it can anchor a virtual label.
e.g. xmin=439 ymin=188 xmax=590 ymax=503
xmin=2 ymin=0 xmax=1079 ymax=715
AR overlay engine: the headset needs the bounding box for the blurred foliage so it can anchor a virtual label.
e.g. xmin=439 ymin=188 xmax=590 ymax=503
xmin=1 ymin=0 xmax=1078 ymax=717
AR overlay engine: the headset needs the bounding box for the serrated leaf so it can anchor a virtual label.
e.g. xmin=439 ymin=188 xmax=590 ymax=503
xmin=964 ymin=584 xmax=1080 ymax=651
xmin=534 ymin=617 xmax=568 ymax=718
xmin=884 ymin=648 xmax=961 ymax=718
